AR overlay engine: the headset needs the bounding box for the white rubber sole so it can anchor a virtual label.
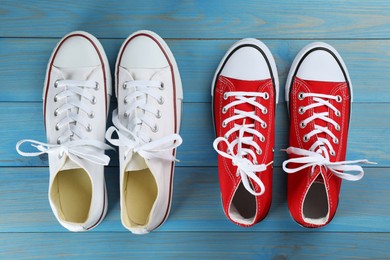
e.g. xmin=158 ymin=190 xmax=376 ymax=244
xmin=86 ymin=183 xmax=108 ymax=231
xmin=211 ymin=38 xmax=279 ymax=102
xmin=285 ymin=42 xmax=353 ymax=106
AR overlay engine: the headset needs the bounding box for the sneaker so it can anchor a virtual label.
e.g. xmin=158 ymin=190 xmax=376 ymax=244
xmin=105 ymin=30 xmax=183 ymax=234
xmin=283 ymin=42 xmax=373 ymax=228
xmin=212 ymin=39 xmax=279 ymax=226
xmin=16 ymin=31 xmax=113 ymax=231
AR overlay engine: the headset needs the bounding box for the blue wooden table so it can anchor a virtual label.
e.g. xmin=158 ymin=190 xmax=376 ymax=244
xmin=1 ymin=0 xmax=389 ymax=258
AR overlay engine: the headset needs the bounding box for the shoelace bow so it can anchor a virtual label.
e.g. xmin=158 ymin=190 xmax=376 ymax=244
xmin=213 ymin=91 xmax=272 ymax=196
xmin=16 ymin=80 xmax=113 ymax=165
xmin=282 ymin=92 xmax=375 ymax=181
xmin=106 ymin=80 xmax=182 ymax=162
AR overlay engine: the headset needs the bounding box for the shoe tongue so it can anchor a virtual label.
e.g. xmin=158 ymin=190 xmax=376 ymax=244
xmin=61 ymin=157 xmax=82 ymax=171
xmin=127 ymin=68 xmax=163 ymax=81
xmin=222 ymin=77 xmax=271 ymax=158
xmin=55 ymin=66 xmax=98 ymax=81
xmin=314 ymin=172 xmax=325 ymax=184
xmin=299 ymin=78 xmax=346 ymax=143
xmin=125 ymin=153 xmax=148 ymax=171
xmin=223 ymin=77 xmax=271 ymax=124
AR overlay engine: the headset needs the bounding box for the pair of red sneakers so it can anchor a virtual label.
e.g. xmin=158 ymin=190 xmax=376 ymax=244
xmin=212 ymin=39 xmax=372 ymax=228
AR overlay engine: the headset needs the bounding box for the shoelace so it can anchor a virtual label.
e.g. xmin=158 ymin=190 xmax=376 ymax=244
xmin=16 ymin=80 xmax=112 ymax=165
xmin=282 ymin=92 xmax=374 ymax=181
xmin=213 ymin=91 xmax=272 ymax=196
xmin=106 ymin=80 xmax=182 ymax=162
xmin=16 ymin=139 xmax=112 ymax=165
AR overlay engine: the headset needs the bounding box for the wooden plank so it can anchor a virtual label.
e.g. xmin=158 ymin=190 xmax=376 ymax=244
xmin=1 ymin=232 xmax=390 ymax=259
xmin=6 ymin=102 xmax=390 ymax=167
xmin=0 ymin=38 xmax=389 ymax=103
xmin=1 ymin=0 xmax=390 ymax=38
xmin=0 ymin=167 xmax=389 ymax=232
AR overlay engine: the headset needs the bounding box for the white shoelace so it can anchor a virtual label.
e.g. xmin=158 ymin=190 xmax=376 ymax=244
xmin=282 ymin=92 xmax=374 ymax=181
xmin=106 ymin=80 xmax=182 ymax=162
xmin=213 ymin=91 xmax=272 ymax=196
xmin=16 ymin=80 xmax=112 ymax=165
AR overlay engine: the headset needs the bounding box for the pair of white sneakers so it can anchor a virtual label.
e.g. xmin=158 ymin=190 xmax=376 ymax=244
xmin=16 ymin=31 xmax=183 ymax=234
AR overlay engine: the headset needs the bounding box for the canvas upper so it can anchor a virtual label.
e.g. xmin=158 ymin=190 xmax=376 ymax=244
xmin=212 ymin=39 xmax=278 ymax=227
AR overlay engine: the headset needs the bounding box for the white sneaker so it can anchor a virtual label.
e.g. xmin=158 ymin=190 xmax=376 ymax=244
xmin=16 ymin=31 xmax=112 ymax=231
xmin=106 ymin=30 xmax=183 ymax=234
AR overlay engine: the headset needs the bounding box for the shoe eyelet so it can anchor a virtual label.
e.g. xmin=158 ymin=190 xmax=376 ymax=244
xmin=260 ymin=136 xmax=265 ymax=142
xmin=89 ymin=111 xmax=95 ymax=119
xmin=335 ymin=124 xmax=340 ymax=131
xmin=57 ymin=137 xmax=61 ymax=145
xmin=222 ymin=121 xmax=227 ymax=128
xmin=333 ymin=138 xmax=339 ymax=144
xmin=54 ymin=80 xmax=59 ymax=88
xmin=58 ymin=151 xmax=64 ymax=159
xmin=91 ymin=97 xmax=97 ymax=104
xmin=336 ymin=95 xmax=342 ymax=103
xmin=224 ymin=134 xmax=228 ymax=139
xmin=152 ymin=125 xmax=158 ymax=133
xmin=95 ymin=82 xmax=99 ymax=90
xmin=54 ymin=108 xmax=59 ymax=117
xmin=298 ymin=92 xmax=305 ymax=100
xmin=87 ymin=124 xmax=92 ymax=132
xmin=335 ymin=110 xmax=341 ymax=117
xmin=264 ymin=92 xmax=269 ymax=100
xmin=159 ymin=83 xmax=165 ymax=90
xmin=261 ymin=122 xmax=267 ymax=129
xmin=300 ymin=121 xmax=306 ymax=129
xmin=124 ymin=112 xmax=129 ymax=118
xmin=223 ymin=93 xmax=228 ymax=100
xmin=55 ymin=123 xmax=60 ymax=131
xmin=54 ymin=95 xmax=58 ymax=102
xmin=156 ymin=110 xmax=162 ymax=119
xmin=262 ymin=108 xmax=268 ymax=114
xmin=298 ymin=107 xmax=305 ymax=114
xmin=303 ymin=135 xmax=309 ymax=142
xmin=330 ymin=150 xmax=336 ymax=156
xmin=123 ymin=83 xmax=127 ymax=89
xmin=158 ymin=97 xmax=164 ymax=105
xmin=256 ymin=149 xmax=262 ymax=155
xmin=124 ymin=98 xmax=128 ymax=104
xmin=222 ymin=107 xmax=227 ymax=114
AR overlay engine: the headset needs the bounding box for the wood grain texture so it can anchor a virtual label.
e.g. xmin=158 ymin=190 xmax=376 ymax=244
xmin=0 ymin=38 xmax=389 ymax=103
xmin=1 ymin=0 xmax=390 ymax=258
xmin=1 ymin=167 xmax=389 ymax=233
xmin=7 ymin=102 xmax=389 ymax=167
xmin=1 ymin=232 xmax=390 ymax=259
xmin=1 ymin=0 xmax=390 ymax=39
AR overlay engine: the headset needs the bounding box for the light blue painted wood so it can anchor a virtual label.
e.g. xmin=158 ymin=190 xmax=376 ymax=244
xmin=0 ymin=38 xmax=389 ymax=103
xmin=1 ymin=0 xmax=390 ymax=39
xmin=1 ymin=167 xmax=388 ymax=232
xmin=1 ymin=0 xmax=389 ymax=258
xmin=6 ymin=103 xmax=389 ymax=167
xmin=1 ymin=232 xmax=390 ymax=259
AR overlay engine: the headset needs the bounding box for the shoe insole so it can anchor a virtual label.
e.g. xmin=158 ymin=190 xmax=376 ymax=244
xmin=51 ymin=169 xmax=92 ymax=223
xmin=231 ymin=182 xmax=256 ymax=219
xmin=124 ymin=169 xmax=157 ymax=226
xmin=303 ymin=182 xmax=329 ymax=219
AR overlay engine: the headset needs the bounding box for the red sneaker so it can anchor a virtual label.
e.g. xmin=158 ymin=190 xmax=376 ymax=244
xmin=212 ymin=39 xmax=278 ymax=226
xmin=283 ymin=42 xmax=372 ymax=228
